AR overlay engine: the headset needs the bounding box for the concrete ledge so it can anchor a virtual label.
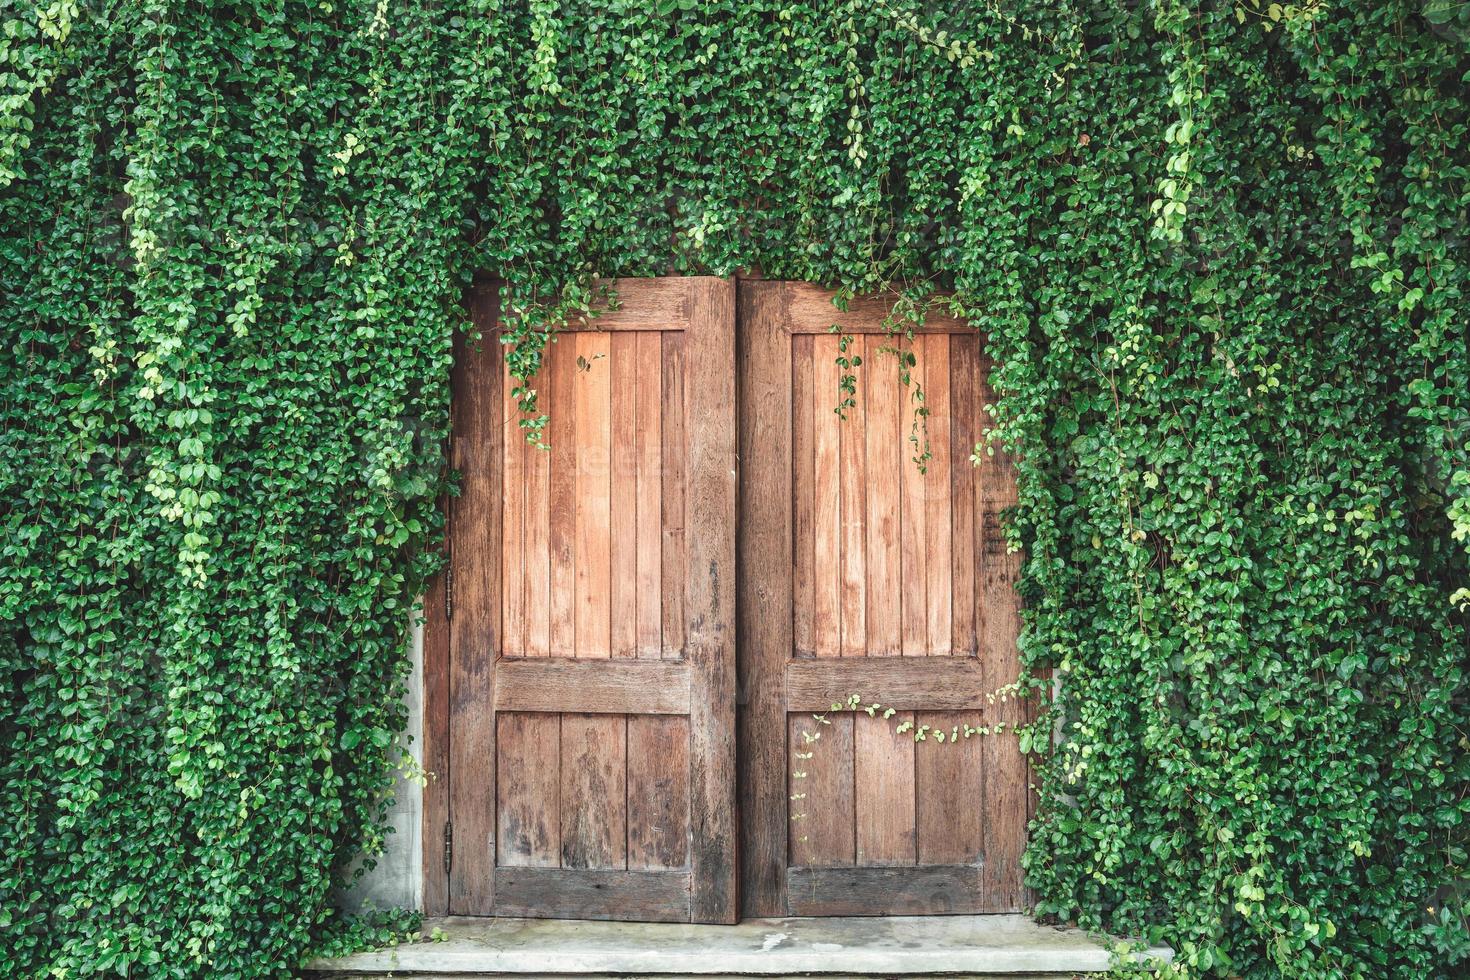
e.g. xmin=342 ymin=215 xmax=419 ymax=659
xmin=307 ymin=914 xmax=1171 ymax=976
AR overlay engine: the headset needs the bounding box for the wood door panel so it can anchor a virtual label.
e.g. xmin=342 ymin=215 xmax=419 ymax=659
xmin=788 ymin=713 xmax=855 ymax=869
xmin=626 ymin=716 xmax=692 ymax=870
xmin=786 ymin=865 xmax=985 ymax=916
xmin=439 ymin=277 xmax=735 ymax=922
xmin=496 ymin=712 xmax=561 ymax=868
xmin=854 ymin=711 xmax=917 ymax=866
xmin=494 ymin=869 xmax=692 ymax=922
xmin=559 ymin=713 xmax=627 ymax=870
xmin=738 ymin=280 xmax=1030 ymax=918
xmin=914 ymin=711 xmax=985 ymax=865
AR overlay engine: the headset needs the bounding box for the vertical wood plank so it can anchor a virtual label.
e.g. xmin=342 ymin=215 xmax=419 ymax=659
xmin=548 ymin=339 xmax=577 ymax=656
xmin=610 ymin=333 xmax=639 ymax=658
xmin=899 ymin=335 xmax=928 ymax=657
xmin=447 ymin=285 xmax=503 ymax=915
xmin=914 ymin=711 xmax=984 ymax=867
xmin=501 ymin=359 xmax=526 ymax=657
xmin=523 ymin=365 xmax=552 ymax=658
xmin=684 ymin=277 xmax=738 ymax=922
xmin=791 ymin=333 xmax=815 ymax=658
xmin=976 ymin=347 xmax=1021 ymax=675
xmin=975 ymin=345 xmax=1027 ymax=910
xmin=627 ymin=716 xmax=692 ymax=870
xmin=855 ymin=712 xmax=917 ymax=866
xmin=863 ymin=334 xmax=902 ymax=657
xmin=949 ymin=335 xmax=979 ymax=657
xmin=838 ymin=340 xmax=866 ymax=657
xmin=811 ymin=336 xmax=841 ymax=658
xmin=736 ymin=280 xmax=792 ymax=917
xmin=789 ymin=713 xmax=855 ymax=868
xmin=660 ymin=332 xmax=687 ymax=659
xmin=924 ymin=335 xmax=952 ymax=655
xmin=635 ymin=332 xmax=663 ymax=659
xmin=497 ymin=712 xmax=561 ymax=867
xmin=574 ymin=332 xmax=612 ymax=659
xmin=980 ymin=729 xmax=1027 ymax=909
xmin=559 ymin=714 xmax=628 ymax=870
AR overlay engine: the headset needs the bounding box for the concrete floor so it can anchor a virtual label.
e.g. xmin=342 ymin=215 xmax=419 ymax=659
xmin=306 ymin=914 xmax=1172 ymax=977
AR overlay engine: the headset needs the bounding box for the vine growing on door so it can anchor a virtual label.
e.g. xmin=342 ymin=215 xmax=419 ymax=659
xmin=789 ymin=682 xmax=1036 ymax=852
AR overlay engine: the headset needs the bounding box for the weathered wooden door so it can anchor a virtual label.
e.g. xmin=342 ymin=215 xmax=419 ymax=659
xmin=738 ymin=281 xmax=1031 ymax=917
xmin=429 ymin=276 xmax=1029 ymax=922
xmin=434 ymin=277 xmax=736 ymax=922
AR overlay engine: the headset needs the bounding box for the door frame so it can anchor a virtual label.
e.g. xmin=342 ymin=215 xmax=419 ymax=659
xmin=424 ymin=275 xmax=1033 ymax=920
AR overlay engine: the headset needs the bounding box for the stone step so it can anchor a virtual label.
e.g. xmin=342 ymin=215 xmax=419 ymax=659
xmin=306 ymin=914 xmax=1171 ymax=977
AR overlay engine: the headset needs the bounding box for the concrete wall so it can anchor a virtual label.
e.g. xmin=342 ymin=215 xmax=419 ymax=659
xmin=337 ymin=616 xmax=424 ymax=912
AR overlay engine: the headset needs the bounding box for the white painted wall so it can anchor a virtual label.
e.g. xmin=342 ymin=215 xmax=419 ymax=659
xmin=336 ymin=616 xmax=424 ymax=912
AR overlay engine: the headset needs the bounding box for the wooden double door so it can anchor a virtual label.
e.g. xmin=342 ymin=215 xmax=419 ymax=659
xmin=423 ymin=277 xmax=1030 ymax=923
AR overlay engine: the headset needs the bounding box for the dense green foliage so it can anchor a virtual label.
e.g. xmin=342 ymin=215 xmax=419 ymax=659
xmin=2 ymin=1 xmax=1467 ymax=976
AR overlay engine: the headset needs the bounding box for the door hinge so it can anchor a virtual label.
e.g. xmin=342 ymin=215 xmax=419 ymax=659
xmin=444 ymin=563 xmax=454 ymax=622
xmin=443 ymin=820 xmax=453 ymax=875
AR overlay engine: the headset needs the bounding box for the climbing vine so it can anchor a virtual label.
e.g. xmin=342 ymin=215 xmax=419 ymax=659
xmin=789 ymin=683 xmax=1032 ymax=854
xmin=2 ymin=1 xmax=1467 ymax=977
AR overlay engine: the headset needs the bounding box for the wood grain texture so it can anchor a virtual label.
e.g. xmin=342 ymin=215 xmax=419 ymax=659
xmin=923 ymin=336 xmax=952 ymax=655
xmin=501 ymin=360 xmax=526 ymax=657
xmin=548 ymin=339 xmax=577 ymax=657
xmin=496 ymin=712 xmax=561 ymax=867
xmin=635 ymin=331 xmax=663 ymax=659
xmin=683 ymin=277 xmax=738 ymax=922
xmin=949 ymin=335 xmax=980 ymax=657
xmin=785 ymin=865 xmax=984 ymax=916
xmin=782 ymin=284 xmax=969 ymax=334
xmin=839 ymin=340 xmax=866 ymax=658
xmin=811 ymin=335 xmax=841 ymax=659
xmin=863 ymin=334 xmax=902 ymax=657
xmin=855 ymin=711 xmax=916 ymax=866
xmin=610 ymin=333 xmax=639 ymax=658
xmin=660 ymin=331 xmax=687 ymax=659
xmin=523 ymin=371 xmax=552 ymax=658
xmin=789 ymin=712 xmax=854 ymax=869
xmin=447 ymin=286 xmax=503 ymax=915
xmin=493 ymin=658 xmax=691 ymax=715
xmin=559 ymin=713 xmax=627 ymax=870
xmin=573 ymin=332 xmax=613 ymax=659
xmin=627 ymin=716 xmax=691 ymax=870
xmin=563 ymin=277 xmax=696 ymax=330
xmin=914 ymin=711 xmax=984 ymax=867
xmin=981 ymin=730 xmax=1027 ymax=911
xmin=975 ymin=344 xmax=1028 ymax=912
xmin=735 ymin=280 xmax=792 ymax=917
xmin=791 ymin=332 xmax=815 ymax=659
xmin=785 ymin=657 xmax=991 ymax=711
xmin=493 ymin=869 xmax=692 ymax=922
xmin=899 ymin=337 xmax=928 ymax=658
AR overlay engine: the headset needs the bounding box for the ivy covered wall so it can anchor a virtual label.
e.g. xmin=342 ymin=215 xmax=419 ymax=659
xmin=2 ymin=1 xmax=1467 ymax=977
